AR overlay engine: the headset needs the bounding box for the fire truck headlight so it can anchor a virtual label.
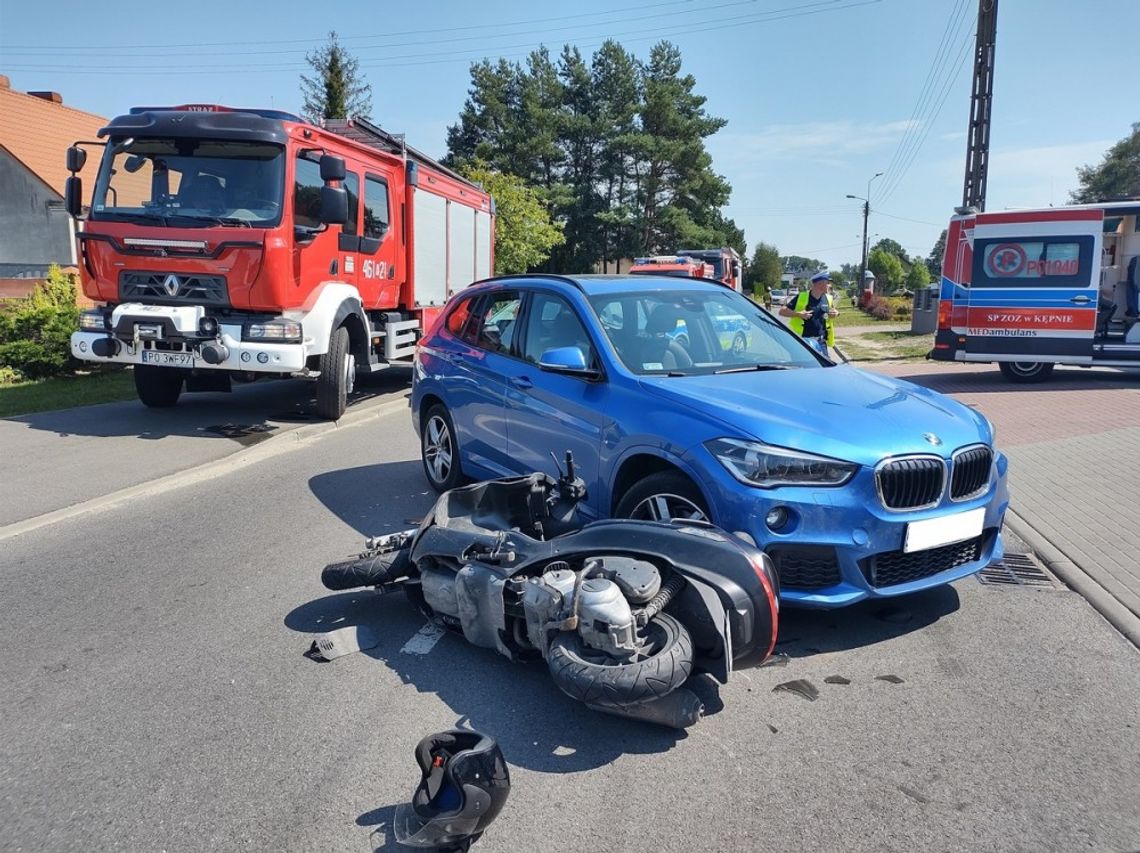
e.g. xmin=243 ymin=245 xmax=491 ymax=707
xmin=79 ymin=310 xmax=110 ymax=331
xmin=243 ymin=320 xmax=302 ymax=343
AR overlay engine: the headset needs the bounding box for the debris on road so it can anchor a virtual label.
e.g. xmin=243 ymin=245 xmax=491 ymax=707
xmin=772 ymin=679 xmax=819 ymax=701
xmin=306 ymin=625 xmax=380 ymax=661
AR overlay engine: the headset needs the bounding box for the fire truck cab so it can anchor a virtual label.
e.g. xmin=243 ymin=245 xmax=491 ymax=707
xmin=627 ymin=247 xmax=743 ymax=290
xmin=65 ymin=105 xmax=493 ymax=419
xmin=628 ymin=255 xmax=712 ymax=279
xmin=930 ymin=202 xmax=1140 ymax=381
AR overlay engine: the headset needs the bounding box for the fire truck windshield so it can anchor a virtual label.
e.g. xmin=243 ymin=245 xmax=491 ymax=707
xmin=91 ymin=137 xmax=285 ymax=227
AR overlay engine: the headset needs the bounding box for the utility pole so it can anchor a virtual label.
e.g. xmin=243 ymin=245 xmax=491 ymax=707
xmin=962 ymin=0 xmax=998 ymax=211
xmin=848 ymin=171 xmax=882 ymax=295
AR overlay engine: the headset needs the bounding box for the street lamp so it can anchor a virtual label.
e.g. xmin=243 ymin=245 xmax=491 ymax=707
xmin=847 ymin=171 xmax=883 ymax=294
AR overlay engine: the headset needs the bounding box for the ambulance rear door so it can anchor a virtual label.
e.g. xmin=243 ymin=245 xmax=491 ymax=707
xmin=965 ymin=208 xmax=1102 ymax=365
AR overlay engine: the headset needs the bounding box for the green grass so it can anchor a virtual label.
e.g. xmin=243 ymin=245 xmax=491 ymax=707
xmin=831 ymin=308 xmax=909 ymax=328
xmin=0 ymin=369 xmax=136 ymax=418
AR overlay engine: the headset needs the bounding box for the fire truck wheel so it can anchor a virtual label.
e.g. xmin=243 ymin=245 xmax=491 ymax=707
xmin=315 ymin=325 xmax=352 ymax=420
xmin=998 ymin=361 xmax=1054 ymax=383
xmin=133 ymin=365 xmax=184 ymax=408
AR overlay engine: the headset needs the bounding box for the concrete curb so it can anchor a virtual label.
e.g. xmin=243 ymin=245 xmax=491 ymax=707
xmin=0 ymin=394 xmax=410 ymax=544
xmin=1006 ymin=508 xmax=1140 ymax=649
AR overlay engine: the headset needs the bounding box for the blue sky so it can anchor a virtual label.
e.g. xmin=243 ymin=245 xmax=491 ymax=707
xmin=1 ymin=0 xmax=1134 ymax=269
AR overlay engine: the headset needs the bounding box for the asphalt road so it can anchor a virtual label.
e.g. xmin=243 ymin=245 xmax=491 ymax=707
xmin=2 ymin=405 xmax=1138 ymax=852
xmin=0 ymin=369 xmax=412 ymax=528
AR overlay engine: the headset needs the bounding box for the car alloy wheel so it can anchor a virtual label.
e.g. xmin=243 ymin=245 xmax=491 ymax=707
xmin=424 ymin=415 xmax=453 ymax=485
xmin=629 ymin=493 xmax=709 ymax=522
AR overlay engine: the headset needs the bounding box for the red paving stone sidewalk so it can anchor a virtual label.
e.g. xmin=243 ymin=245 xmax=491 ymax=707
xmin=864 ymin=360 xmax=1140 ymax=640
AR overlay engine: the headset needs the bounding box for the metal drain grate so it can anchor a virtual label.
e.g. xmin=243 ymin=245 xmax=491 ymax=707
xmin=977 ymin=553 xmax=1055 ymax=588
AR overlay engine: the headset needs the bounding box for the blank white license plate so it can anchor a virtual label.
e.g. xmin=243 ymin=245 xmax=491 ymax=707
xmin=141 ymin=351 xmax=195 ymax=367
xmin=904 ymin=507 xmax=985 ymax=553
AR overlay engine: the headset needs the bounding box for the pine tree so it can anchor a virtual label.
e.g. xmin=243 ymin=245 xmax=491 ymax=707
xmin=300 ymin=32 xmax=372 ymax=123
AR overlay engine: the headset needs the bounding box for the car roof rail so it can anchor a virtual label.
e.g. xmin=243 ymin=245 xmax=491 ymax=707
xmin=478 ymin=273 xmax=586 ymax=292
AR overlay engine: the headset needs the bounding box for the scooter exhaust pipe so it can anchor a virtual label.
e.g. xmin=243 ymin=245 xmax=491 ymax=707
xmin=586 ymin=687 xmax=704 ymax=730
xmin=321 ymin=548 xmax=411 ymax=591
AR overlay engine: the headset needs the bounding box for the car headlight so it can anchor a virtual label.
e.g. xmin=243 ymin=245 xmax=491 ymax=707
xmin=79 ymin=309 xmax=109 ymax=331
xmin=243 ymin=320 xmax=302 ymax=342
xmin=984 ymin=415 xmax=997 ymax=445
xmin=706 ymin=437 xmax=858 ymax=488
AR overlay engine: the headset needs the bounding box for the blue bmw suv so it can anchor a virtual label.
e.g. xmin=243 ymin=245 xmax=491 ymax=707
xmin=411 ymin=274 xmax=1009 ymax=608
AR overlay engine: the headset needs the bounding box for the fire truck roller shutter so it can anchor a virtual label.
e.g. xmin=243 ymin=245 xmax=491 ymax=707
xmin=475 ymin=210 xmax=492 ymax=281
xmin=414 ymin=190 xmax=448 ymax=306
xmin=449 ymin=202 xmax=476 ymax=296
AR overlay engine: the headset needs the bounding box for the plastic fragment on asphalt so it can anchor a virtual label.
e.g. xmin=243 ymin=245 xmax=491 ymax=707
xmin=875 ymin=674 xmax=905 ymax=684
xmin=824 ymin=675 xmax=851 ymax=685
xmin=772 ymin=679 xmax=819 ymax=701
xmin=759 ymin=653 xmax=790 ymax=668
xmin=767 ymin=723 xmax=778 ymax=733
xmin=400 ymin=623 xmax=445 ymax=655
xmin=308 ymin=625 xmax=380 ymax=661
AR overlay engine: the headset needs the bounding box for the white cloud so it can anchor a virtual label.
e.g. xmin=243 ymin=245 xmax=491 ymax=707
xmin=981 ymin=139 xmax=1115 ymax=208
xmin=710 ymin=119 xmax=920 ymax=169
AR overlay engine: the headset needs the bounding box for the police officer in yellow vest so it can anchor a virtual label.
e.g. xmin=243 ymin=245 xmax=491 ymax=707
xmin=779 ymin=269 xmax=838 ymax=357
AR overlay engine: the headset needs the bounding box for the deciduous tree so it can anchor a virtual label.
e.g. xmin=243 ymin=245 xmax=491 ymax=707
xmin=1071 ymin=122 xmax=1140 ymax=203
xmin=459 ymin=164 xmax=564 ymax=274
xmin=869 ymin=247 xmax=905 ymax=293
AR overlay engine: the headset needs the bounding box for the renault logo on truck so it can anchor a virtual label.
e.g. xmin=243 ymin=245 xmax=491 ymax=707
xmin=162 ymin=274 xmax=181 ymax=296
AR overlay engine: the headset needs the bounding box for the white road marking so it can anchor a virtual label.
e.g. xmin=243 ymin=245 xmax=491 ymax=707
xmin=400 ymin=623 xmax=444 ymax=655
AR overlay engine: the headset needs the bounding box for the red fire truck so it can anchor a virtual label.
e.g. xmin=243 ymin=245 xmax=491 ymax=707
xmin=66 ymin=106 xmax=494 ymax=419
xmin=628 ymin=255 xmax=713 ymax=278
xmin=627 ymin=247 xmax=743 ymax=290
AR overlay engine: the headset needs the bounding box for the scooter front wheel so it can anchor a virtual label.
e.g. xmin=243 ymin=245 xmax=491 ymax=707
xmin=546 ymin=613 xmax=693 ymax=707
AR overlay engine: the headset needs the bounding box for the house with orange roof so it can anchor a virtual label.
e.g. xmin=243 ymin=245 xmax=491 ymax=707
xmin=0 ymin=76 xmax=106 ymax=292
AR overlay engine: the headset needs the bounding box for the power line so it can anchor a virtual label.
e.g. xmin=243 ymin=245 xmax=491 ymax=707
xmin=2 ymin=0 xmax=759 ymax=60
xmin=0 ymin=0 xmax=697 ymax=51
xmin=2 ymin=0 xmax=883 ymax=76
xmin=876 ymin=22 xmax=974 ymax=204
xmin=870 ymin=0 xmax=971 ymax=192
xmin=875 ymin=210 xmax=946 ymax=227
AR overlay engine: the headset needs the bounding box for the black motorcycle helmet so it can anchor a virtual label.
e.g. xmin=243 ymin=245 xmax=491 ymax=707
xmin=393 ymin=729 xmax=510 ymax=851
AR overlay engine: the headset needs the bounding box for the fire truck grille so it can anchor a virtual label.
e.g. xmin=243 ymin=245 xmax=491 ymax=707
xmin=119 ymin=272 xmax=229 ymax=306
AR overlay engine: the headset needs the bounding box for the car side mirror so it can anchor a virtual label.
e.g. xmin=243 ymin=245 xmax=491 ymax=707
xmin=539 ymin=346 xmax=600 ymax=378
xmin=320 ymin=185 xmax=348 ymax=225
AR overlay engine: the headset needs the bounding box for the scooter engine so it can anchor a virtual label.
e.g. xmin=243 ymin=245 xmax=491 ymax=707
xmin=522 ymin=557 xmax=662 ymax=661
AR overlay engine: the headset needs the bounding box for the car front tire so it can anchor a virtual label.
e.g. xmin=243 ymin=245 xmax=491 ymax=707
xmin=615 ymin=471 xmax=710 ymax=523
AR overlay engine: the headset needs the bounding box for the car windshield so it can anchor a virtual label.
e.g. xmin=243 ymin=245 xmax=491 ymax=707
xmin=588 ymin=287 xmax=824 ymax=375
xmin=91 ymin=136 xmax=286 ymax=227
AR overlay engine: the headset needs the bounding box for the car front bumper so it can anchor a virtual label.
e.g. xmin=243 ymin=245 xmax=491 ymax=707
xmin=700 ymin=449 xmax=1011 ymax=609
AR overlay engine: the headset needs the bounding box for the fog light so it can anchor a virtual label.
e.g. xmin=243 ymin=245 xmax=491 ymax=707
xmin=765 ymin=506 xmax=789 ymax=531
xmin=256 ymin=352 xmax=269 ymax=364
xmin=240 ymin=352 xmax=251 ymax=363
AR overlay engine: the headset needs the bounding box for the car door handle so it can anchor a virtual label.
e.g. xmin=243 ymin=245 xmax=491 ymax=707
xmin=1070 ymin=295 xmax=1092 ymax=304
xmin=510 ymin=375 xmax=533 ymax=390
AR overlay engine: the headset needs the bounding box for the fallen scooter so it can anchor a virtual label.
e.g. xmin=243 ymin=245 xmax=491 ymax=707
xmin=321 ymin=453 xmax=780 ymax=729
